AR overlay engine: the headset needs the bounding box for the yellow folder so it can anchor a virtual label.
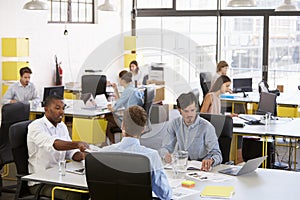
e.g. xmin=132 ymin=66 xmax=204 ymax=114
xmin=201 ymin=185 xmax=235 ymax=198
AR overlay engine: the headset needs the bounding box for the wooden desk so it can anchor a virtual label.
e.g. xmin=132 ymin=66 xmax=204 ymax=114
xmin=22 ymin=161 xmax=300 ymax=200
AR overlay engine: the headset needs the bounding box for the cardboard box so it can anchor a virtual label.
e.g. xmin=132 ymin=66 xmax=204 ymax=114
xmin=154 ymin=86 xmax=165 ymax=103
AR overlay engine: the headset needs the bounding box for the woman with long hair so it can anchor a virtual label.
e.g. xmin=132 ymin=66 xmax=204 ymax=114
xmin=200 ymin=75 xmax=231 ymax=114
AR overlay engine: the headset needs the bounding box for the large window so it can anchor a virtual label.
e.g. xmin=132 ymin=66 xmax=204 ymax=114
xmin=48 ymin=0 xmax=94 ymax=23
xmin=269 ymin=16 xmax=300 ymax=92
xmin=134 ymin=0 xmax=300 ymax=97
xmin=221 ymin=16 xmax=263 ymax=91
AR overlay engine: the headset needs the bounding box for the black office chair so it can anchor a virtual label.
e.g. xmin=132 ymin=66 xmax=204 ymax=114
xmin=200 ymin=72 xmax=212 ymax=98
xmin=258 ymin=80 xmax=280 ymax=96
xmin=143 ymin=86 xmax=155 ymax=134
xmin=191 ymin=88 xmax=201 ymax=111
xmin=9 ymin=120 xmax=49 ymax=200
xmin=199 ymin=113 xmax=233 ymax=164
xmin=256 ymin=92 xmax=278 ymax=116
xmin=81 ymin=74 xmax=107 ymax=98
xmin=0 ymin=102 xmax=30 ymax=195
xmin=85 ymin=152 xmax=152 ymax=200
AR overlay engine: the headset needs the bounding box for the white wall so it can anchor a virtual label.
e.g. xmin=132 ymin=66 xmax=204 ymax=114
xmin=0 ymin=0 xmax=126 ymax=97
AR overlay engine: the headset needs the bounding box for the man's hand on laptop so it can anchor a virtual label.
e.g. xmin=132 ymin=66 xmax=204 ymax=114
xmin=201 ymin=158 xmax=214 ymax=172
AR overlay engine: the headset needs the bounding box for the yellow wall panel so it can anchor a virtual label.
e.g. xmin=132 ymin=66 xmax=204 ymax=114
xmin=124 ymin=36 xmax=136 ymax=51
xmin=2 ymin=38 xmax=29 ymax=57
xmin=2 ymin=61 xmax=29 ymax=80
xmin=124 ymin=54 xmax=136 ymax=69
xmin=2 ymin=84 xmax=9 ymax=96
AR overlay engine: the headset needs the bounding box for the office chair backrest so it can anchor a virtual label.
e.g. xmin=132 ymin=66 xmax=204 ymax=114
xmin=9 ymin=120 xmax=32 ymax=175
xmin=200 ymin=72 xmax=212 ymax=98
xmin=199 ymin=113 xmax=233 ymax=163
xmin=258 ymin=80 xmax=280 ymax=96
xmin=191 ymin=88 xmax=200 ymax=111
xmin=143 ymin=86 xmax=155 ymax=134
xmin=0 ymin=102 xmax=30 ymax=167
xmin=85 ymin=152 xmax=152 ymax=200
xmin=9 ymin=120 xmax=32 ymax=199
xmin=81 ymin=74 xmax=107 ymax=98
xmin=257 ymin=92 xmax=277 ymax=116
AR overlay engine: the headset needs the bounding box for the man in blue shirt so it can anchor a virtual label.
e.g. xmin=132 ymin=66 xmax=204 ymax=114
xmin=159 ymin=92 xmax=222 ymax=171
xmin=100 ymin=105 xmax=172 ymax=200
xmin=2 ymin=66 xmax=40 ymax=105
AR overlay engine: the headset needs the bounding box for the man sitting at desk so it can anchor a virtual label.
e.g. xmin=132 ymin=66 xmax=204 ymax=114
xmin=27 ymin=95 xmax=89 ymax=200
xmin=159 ymin=92 xmax=222 ymax=171
xmin=100 ymin=105 xmax=172 ymax=200
xmin=2 ymin=66 xmax=40 ymax=105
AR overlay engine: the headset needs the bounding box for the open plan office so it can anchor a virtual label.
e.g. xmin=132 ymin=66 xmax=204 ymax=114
xmin=1 ymin=0 xmax=300 ymax=199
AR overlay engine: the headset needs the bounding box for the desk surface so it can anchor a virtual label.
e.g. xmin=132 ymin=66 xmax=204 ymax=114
xmin=22 ymin=162 xmax=87 ymax=190
xmin=221 ymin=92 xmax=300 ymax=106
xmin=22 ymin=161 xmax=300 ymax=200
xmin=233 ymin=115 xmax=300 ymax=138
xmin=30 ymin=100 xmax=110 ymax=117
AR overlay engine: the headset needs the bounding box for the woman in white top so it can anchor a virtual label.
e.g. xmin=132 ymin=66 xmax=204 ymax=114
xmin=129 ymin=60 xmax=143 ymax=86
xmin=211 ymin=60 xmax=229 ymax=89
xmin=201 ymin=75 xmax=231 ymax=114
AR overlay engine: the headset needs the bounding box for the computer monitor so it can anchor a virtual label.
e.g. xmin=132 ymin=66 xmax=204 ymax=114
xmin=233 ymin=78 xmax=253 ymax=93
xmin=257 ymin=92 xmax=277 ymax=116
xmin=42 ymin=86 xmax=64 ymax=107
xmin=81 ymin=75 xmax=107 ymax=98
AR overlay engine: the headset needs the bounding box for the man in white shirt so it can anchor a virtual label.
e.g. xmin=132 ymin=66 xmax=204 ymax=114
xmin=2 ymin=66 xmax=40 ymax=105
xmin=27 ymin=95 xmax=89 ymax=200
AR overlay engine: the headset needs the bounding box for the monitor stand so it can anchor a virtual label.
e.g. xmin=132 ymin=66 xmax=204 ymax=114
xmin=242 ymin=91 xmax=248 ymax=98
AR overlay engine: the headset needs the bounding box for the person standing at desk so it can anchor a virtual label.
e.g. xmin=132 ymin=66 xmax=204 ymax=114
xmin=129 ymin=60 xmax=143 ymax=86
xmin=201 ymin=75 xmax=232 ymax=114
xmin=2 ymin=66 xmax=40 ymax=105
xmin=27 ymin=95 xmax=89 ymax=200
xmin=211 ymin=60 xmax=229 ymax=89
xmin=159 ymin=92 xmax=222 ymax=171
xmin=106 ymin=70 xmax=143 ymax=144
xmin=101 ymin=105 xmax=172 ymax=200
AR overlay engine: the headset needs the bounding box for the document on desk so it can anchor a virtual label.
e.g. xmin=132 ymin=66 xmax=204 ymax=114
xmin=95 ymin=94 xmax=108 ymax=108
xmin=164 ymin=160 xmax=202 ymax=170
xmin=186 ymin=171 xmax=233 ymax=182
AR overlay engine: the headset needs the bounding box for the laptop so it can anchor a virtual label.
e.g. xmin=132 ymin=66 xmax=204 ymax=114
xmin=218 ymin=156 xmax=267 ymax=176
xmin=81 ymin=93 xmax=97 ymax=109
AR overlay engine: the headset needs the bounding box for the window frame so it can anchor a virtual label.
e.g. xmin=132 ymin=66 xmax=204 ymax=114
xmin=48 ymin=0 xmax=95 ymax=24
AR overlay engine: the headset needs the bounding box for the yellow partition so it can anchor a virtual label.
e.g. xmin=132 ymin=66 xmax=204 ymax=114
xmin=2 ymin=61 xmax=29 ymax=80
xmin=2 ymin=38 xmax=29 ymax=57
xmin=64 ymin=91 xmax=78 ymax=100
xmin=72 ymin=117 xmax=107 ymax=144
xmin=277 ymin=105 xmax=298 ymax=117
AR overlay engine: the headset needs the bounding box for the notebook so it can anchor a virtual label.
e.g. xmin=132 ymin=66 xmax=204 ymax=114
xmin=218 ymin=156 xmax=267 ymax=176
xmin=201 ymin=185 xmax=235 ymax=198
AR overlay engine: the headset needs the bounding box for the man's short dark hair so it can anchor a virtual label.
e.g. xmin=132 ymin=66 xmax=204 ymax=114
xmin=123 ymin=105 xmax=147 ymax=136
xmin=19 ymin=67 xmax=32 ymax=77
xmin=44 ymin=95 xmax=64 ymax=107
xmin=176 ymin=92 xmax=198 ymax=110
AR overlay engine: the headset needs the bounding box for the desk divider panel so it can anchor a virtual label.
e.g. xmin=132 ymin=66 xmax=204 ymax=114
xmin=72 ymin=117 xmax=107 ymax=144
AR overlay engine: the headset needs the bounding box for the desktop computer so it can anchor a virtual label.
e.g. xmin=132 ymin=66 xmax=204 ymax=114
xmin=242 ymin=137 xmax=275 ymax=169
